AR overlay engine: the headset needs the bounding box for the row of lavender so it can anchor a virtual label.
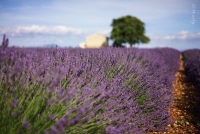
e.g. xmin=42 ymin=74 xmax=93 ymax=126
xmin=183 ymin=49 xmax=200 ymax=120
xmin=0 ymin=46 xmax=180 ymax=133
xmin=183 ymin=49 xmax=200 ymax=90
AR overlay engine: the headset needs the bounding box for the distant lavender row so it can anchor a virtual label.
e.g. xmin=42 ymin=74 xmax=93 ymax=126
xmin=183 ymin=47 xmax=200 ymax=119
xmin=182 ymin=49 xmax=200 ymax=132
xmin=183 ymin=49 xmax=200 ymax=101
xmin=0 ymin=46 xmax=180 ymax=133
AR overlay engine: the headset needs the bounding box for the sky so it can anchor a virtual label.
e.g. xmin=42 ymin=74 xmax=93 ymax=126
xmin=0 ymin=0 xmax=200 ymax=51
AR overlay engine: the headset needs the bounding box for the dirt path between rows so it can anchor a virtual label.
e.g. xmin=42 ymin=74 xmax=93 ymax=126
xmin=151 ymin=54 xmax=200 ymax=134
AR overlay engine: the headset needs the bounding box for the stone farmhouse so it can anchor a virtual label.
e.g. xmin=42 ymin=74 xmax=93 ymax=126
xmin=79 ymin=34 xmax=109 ymax=48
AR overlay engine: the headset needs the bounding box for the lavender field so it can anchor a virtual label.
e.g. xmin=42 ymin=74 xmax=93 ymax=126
xmin=0 ymin=45 xmax=183 ymax=133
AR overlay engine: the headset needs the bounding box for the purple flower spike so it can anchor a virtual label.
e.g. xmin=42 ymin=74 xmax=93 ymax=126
xmin=46 ymin=114 xmax=55 ymax=120
xmin=22 ymin=118 xmax=28 ymax=129
xmin=56 ymin=117 xmax=67 ymax=132
xmin=11 ymin=98 xmax=18 ymax=109
xmin=0 ymin=34 xmax=9 ymax=49
xmin=50 ymin=126 xmax=59 ymax=133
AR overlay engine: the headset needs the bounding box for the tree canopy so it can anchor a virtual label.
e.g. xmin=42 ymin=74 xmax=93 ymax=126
xmin=110 ymin=15 xmax=150 ymax=47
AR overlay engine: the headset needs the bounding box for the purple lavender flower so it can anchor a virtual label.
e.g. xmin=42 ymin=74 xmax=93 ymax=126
xmin=11 ymin=98 xmax=18 ymax=109
xmin=22 ymin=118 xmax=28 ymax=129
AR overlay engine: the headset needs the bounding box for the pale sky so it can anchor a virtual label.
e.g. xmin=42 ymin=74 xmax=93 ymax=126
xmin=0 ymin=0 xmax=200 ymax=51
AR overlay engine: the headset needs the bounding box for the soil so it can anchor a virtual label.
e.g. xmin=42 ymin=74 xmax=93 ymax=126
xmin=150 ymin=54 xmax=200 ymax=134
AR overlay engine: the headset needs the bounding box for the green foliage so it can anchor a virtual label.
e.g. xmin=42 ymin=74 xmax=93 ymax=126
xmin=110 ymin=15 xmax=150 ymax=47
xmin=104 ymin=65 xmax=122 ymax=79
xmin=181 ymin=53 xmax=187 ymax=61
xmin=177 ymin=119 xmax=188 ymax=125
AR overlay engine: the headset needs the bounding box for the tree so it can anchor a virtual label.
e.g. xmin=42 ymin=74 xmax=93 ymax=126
xmin=110 ymin=15 xmax=150 ymax=47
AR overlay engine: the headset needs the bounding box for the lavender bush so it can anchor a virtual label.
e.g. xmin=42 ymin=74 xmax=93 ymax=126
xmin=0 ymin=46 xmax=180 ymax=133
xmin=182 ymin=49 xmax=200 ymax=132
xmin=183 ymin=49 xmax=200 ymax=90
